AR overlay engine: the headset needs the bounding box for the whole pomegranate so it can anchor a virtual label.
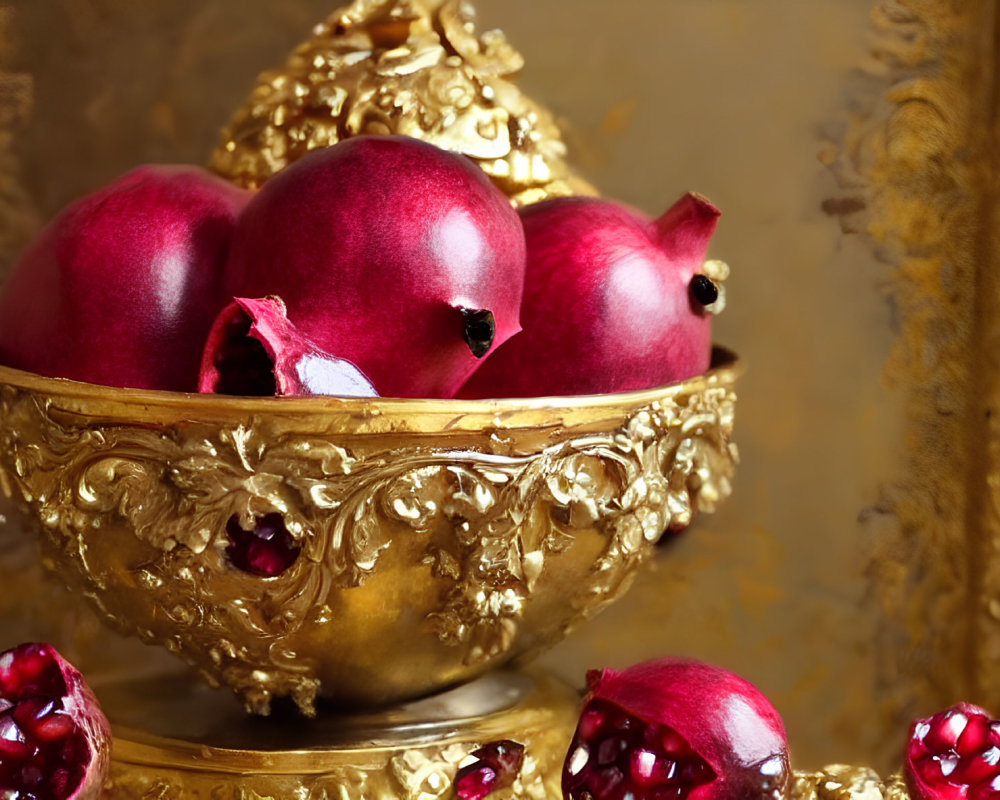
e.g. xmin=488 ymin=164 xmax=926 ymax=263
xmin=460 ymin=193 xmax=723 ymax=398
xmin=562 ymin=658 xmax=789 ymax=800
xmin=0 ymin=642 xmax=110 ymax=800
xmin=905 ymin=702 xmax=1000 ymax=800
xmin=0 ymin=165 xmax=250 ymax=391
xmin=219 ymin=135 xmax=526 ymax=399
xmin=199 ymin=296 xmax=377 ymax=397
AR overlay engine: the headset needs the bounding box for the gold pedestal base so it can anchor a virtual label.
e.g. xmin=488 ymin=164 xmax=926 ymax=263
xmin=98 ymin=669 xmax=580 ymax=799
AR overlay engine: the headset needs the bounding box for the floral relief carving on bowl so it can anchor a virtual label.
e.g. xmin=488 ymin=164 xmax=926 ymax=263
xmin=0 ymin=351 xmax=738 ymax=714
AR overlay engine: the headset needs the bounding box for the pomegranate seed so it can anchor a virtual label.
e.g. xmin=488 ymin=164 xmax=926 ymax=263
xmin=580 ymin=707 xmax=607 ymax=740
xmin=629 ymin=749 xmax=659 ymax=785
xmin=50 ymin=767 xmax=71 ymax=797
xmin=589 ymin=765 xmax=625 ymax=797
xmin=958 ymin=715 xmax=991 ymax=757
xmin=597 ymin=736 xmax=628 ymax=766
xmin=454 ymin=740 xmax=524 ymax=800
xmin=955 ymin=746 xmax=1000 ymax=785
xmin=661 ymin=729 xmax=690 ymax=757
xmin=32 ymin=713 xmax=76 ymax=744
xmin=12 ymin=697 xmax=55 ymax=730
xmin=969 ymin=774 xmax=1000 ymax=800
xmin=927 ymin=710 xmax=969 ymax=752
xmin=0 ymin=724 xmax=30 ymax=760
xmin=455 ymin=764 xmax=497 ymax=800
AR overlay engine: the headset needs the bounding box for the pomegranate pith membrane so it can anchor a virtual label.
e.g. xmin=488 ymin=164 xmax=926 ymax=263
xmin=199 ymin=296 xmax=377 ymax=398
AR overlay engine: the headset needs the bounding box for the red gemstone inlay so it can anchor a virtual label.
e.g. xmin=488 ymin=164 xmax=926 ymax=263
xmin=225 ymin=513 xmax=300 ymax=577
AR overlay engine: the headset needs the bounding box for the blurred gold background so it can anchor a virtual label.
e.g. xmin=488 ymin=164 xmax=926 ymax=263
xmin=0 ymin=0 xmax=995 ymax=774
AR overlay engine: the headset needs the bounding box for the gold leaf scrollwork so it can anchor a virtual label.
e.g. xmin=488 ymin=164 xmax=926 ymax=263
xmin=208 ymin=0 xmax=596 ymax=206
xmin=0 ymin=358 xmax=737 ymax=713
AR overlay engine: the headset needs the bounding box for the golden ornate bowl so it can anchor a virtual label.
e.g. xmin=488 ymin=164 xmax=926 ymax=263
xmin=0 ymin=349 xmax=739 ymax=715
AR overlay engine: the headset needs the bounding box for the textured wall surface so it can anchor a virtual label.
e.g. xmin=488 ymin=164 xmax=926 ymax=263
xmin=0 ymin=0 xmax=991 ymax=774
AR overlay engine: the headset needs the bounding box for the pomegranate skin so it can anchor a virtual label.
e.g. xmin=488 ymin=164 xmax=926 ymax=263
xmin=0 ymin=165 xmax=250 ymax=391
xmin=199 ymin=296 xmax=378 ymax=397
xmin=459 ymin=193 xmax=720 ymax=398
xmin=563 ymin=658 xmax=789 ymax=800
xmin=905 ymin=702 xmax=1000 ymax=800
xmin=0 ymin=642 xmax=111 ymax=800
xmin=220 ymin=135 xmax=526 ymax=399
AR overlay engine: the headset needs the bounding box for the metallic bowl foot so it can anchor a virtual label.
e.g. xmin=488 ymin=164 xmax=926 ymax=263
xmin=101 ymin=668 xmax=579 ymax=799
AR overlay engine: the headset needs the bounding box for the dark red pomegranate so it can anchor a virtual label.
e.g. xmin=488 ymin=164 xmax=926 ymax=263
xmin=199 ymin=296 xmax=377 ymax=397
xmin=905 ymin=702 xmax=1000 ymax=800
xmin=563 ymin=659 xmax=789 ymax=800
xmin=459 ymin=193 xmax=722 ymax=398
xmin=0 ymin=642 xmax=110 ymax=800
xmin=219 ymin=135 xmax=526 ymax=399
xmin=454 ymin=740 xmax=525 ymax=800
xmin=0 ymin=165 xmax=250 ymax=391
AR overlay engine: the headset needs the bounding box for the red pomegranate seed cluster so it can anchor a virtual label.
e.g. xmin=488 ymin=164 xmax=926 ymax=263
xmin=563 ymin=698 xmax=715 ymax=800
xmin=454 ymin=740 xmax=525 ymax=800
xmin=0 ymin=644 xmax=93 ymax=800
xmin=906 ymin=703 xmax=1000 ymax=800
xmin=225 ymin=513 xmax=301 ymax=577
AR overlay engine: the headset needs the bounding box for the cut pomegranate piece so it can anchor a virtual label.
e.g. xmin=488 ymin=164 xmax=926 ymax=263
xmin=199 ymin=296 xmax=378 ymax=398
xmin=563 ymin=658 xmax=789 ymax=800
xmin=0 ymin=643 xmax=110 ymax=800
xmin=455 ymin=740 xmax=525 ymax=800
xmin=219 ymin=135 xmax=526 ymax=399
xmin=225 ymin=513 xmax=301 ymax=577
xmin=905 ymin=702 xmax=1000 ymax=800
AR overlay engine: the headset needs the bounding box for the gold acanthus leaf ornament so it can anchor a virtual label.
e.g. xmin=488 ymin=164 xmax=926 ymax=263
xmin=208 ymin=0 xmax=597 ymax=206
xmin=0 ymin=353 xmax=739 ymax=716
xmin=791 ymin=766 xmax=911 ymax=800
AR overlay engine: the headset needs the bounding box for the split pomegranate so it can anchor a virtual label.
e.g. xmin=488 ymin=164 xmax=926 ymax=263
xmin=219 ymin=135 xmax=526 ymax=399
xmin=0 ymin=642 xmax=110 ymax=800
xmin=0 ymin=165 xmax=250 ymax=391
xmin=905 ymin=702 xmax=1000 ymax=800
xmin=454 ymin=740 xmax=525 ymax=800
xmin=199 ymin=296 xmax=377 ymax=397
xmin=459 ymin=193 xmax=722 ymax=398
xmin=563 ymin=658 xmax=789 ymax=800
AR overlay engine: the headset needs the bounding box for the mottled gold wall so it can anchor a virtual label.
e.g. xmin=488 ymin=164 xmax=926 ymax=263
xmin=0 ymin=0 xmax=992 ymax=775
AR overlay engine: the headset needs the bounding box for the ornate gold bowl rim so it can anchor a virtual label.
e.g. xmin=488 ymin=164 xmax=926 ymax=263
xmin=0 ymin=347 xmax=740 ymax=427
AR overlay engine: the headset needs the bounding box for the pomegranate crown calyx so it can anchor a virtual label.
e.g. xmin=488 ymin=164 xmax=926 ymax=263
xmin=653 ymin=192 xmax=721 ymax=263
